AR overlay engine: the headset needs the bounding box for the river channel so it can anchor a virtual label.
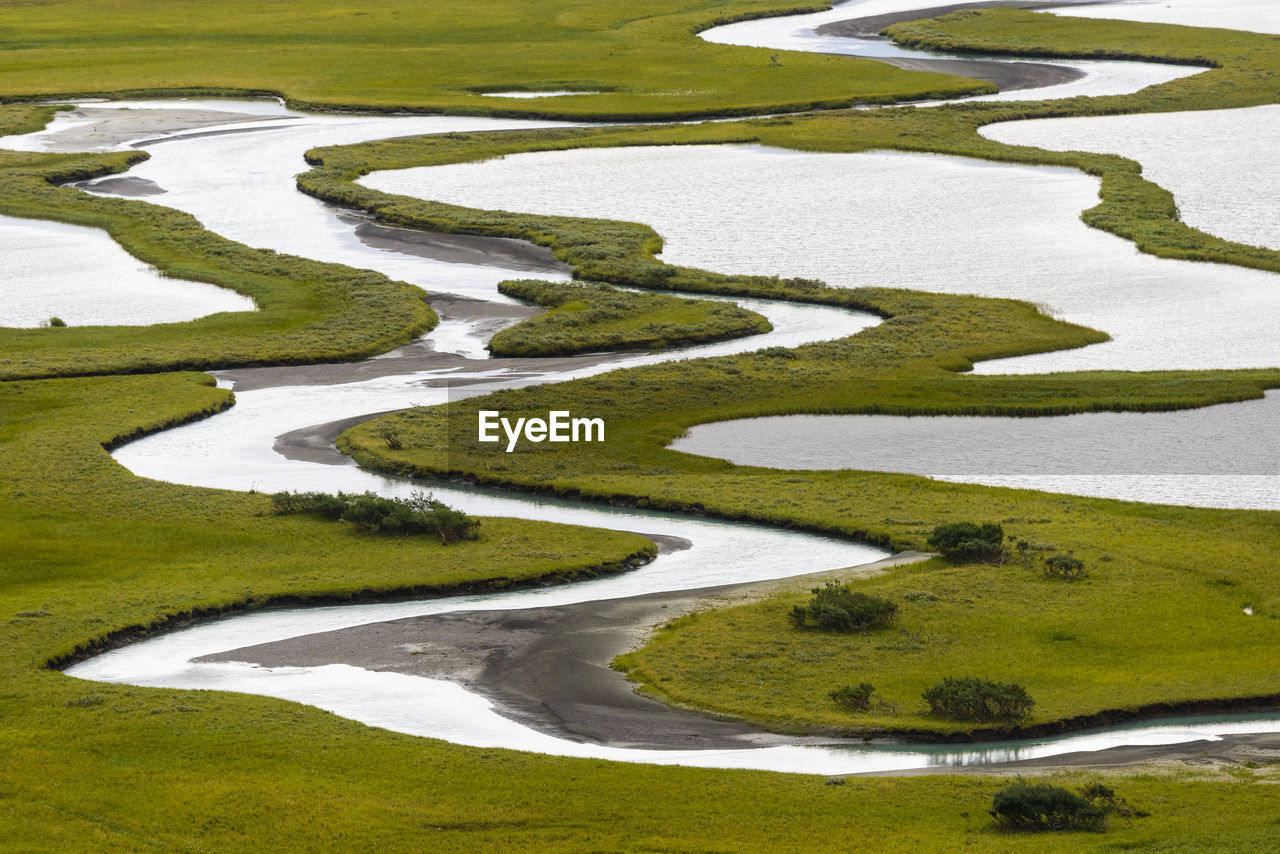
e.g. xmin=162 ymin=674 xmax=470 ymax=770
xmin=2 ymin=0 xmax=1272 ymax=773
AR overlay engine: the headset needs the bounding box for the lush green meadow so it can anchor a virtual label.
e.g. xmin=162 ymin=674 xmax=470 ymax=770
xmin=3 ymin=4 xmax=1280 ymax=850
xmin=489 ymin=279 xmax=771 ymax=356
xmin=9 ymin=375 xmax=1278 ymax=850
xmin=0 ymin=0 xmax=991 ymax=118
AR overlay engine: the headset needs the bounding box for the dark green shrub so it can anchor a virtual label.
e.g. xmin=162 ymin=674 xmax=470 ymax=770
xmin=1043 ymin=553 xmax=1087 ymax=580
xmin=271 ymin=490 xmax=347 ymax=519
xmin=922 ymin=676 xmax=1034 ymax=722
xmin=47 ymin=316 xmax=66 ymax=327
xmin=829 ymin=682 xmax=876 ymax=712
xmin=928 ymin=522 xmax=1005 ymax=562
xmin=790 ymin=581 xmax=897 ymax=633
xmin=989 ymin=781 xmax=1107 ymax=832
xmin=270 ymin=490 xmax=479 ymax=544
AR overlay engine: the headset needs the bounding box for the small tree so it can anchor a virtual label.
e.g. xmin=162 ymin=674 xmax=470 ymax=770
xmin=928 ymin=522 xmax=1005 ymax=563
xmin=790 ymin=581 xmax=897 ymax=633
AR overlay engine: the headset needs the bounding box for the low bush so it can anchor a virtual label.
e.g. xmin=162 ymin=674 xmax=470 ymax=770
xmin=922 ymin=676 xmax=1033 ymax=722
xmin=928 ymin=522 xmax=1005 ymax=563
xmin=1043 ymin=553 xmax=1087 ymax=580
xmin=829 ymin=682 xmax=876 ymax=712
xmin=790 ymin=581 xmax=896 ymax=633
xmin=989 ymin=781 xmax=1107 ymax=832
xmin=271 ymin=490 xmax=479 ymax=544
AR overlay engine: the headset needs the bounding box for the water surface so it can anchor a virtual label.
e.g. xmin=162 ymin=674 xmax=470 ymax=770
xmin=671 ymin=394 xmax=1280 ymax=510
xmin=363 ymin=144 xmax=1280 ymax=373
xmin=0 ymin=213 xmax=255 ymax=327
xmin=984 ymin=105 xmax=1280 ymax=251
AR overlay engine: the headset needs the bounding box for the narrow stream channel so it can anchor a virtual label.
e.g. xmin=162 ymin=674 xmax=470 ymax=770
xmin=9 ymin=0 xmax=1276 ymax=774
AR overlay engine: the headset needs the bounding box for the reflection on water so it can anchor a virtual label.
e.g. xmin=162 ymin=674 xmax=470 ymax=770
xmin=363 ymin=144 xmax=1280 ymax=373
xmin=0 ymin=213 xmax=255 ymax=327
xmin=1050 ymin=0 xmax=1280 ymax=33
xmin=671 ymin=393 xmax=1280 ymax=509
xmin=984 ymin=105 xmax=1280 ymax=251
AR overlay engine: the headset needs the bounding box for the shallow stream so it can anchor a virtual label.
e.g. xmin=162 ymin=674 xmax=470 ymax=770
xmin=6 ymin=0 xmax=1277 ymax=774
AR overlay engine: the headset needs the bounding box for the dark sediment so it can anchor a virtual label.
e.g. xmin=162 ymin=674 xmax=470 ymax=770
xmin=201 ymin=553 xmax=926 ymax=751
xmin=344 ymin=215 xmax=571 ymax=274
xmin=816 ymin=1 xmax=1122 ymax=92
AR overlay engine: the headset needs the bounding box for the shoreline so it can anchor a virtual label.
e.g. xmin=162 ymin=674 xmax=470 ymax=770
xmin=201 ymin=552 xmax=929 ymax=751
xmin=815 ymin=1 xmax=1116 ymax=92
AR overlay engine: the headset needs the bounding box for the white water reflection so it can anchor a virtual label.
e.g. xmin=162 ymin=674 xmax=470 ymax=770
xmin=671 ymin=393 xmax=1280 ymax=509
xmin=984 ymin=105 xmax=1280 ymax=251
xmin=363 ymin=144 xmax=1280 ymax=373
xmin=1050 ymin=0 xmax=1280 ymax=33
xmin=3 ymin=99 xmax=578 ymax=303
xmin=0 ymin=213 xmax=255 ymax=327
xmin=700 ymin=0 xmax=1202 ymax=101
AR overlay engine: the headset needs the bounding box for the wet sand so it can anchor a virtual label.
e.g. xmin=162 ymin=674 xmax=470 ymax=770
xmin=202 ymin=552 xmax=927 ymax=751
xmin=22 ymin=105 xmax=294 ymax=151
xmin=816 ymin=1 xmax=1118 ymax=91
xmin=345 ymin=215 xmax=571 ymax=274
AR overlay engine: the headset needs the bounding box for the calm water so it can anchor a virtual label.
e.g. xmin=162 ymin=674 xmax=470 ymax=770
xmin=984 ymin=105 xmax=1280 ymax=251
xmin=671 ymin=394 xmax=1280 ymax=510
xmin=0 ymin=213 xmax=254 ymax=327
xmin=1050 ymin=0 xmax=1280 ymax=32
xmin=363 ymin=144 xmax=1280 ymax=374
xmin=700 ymin=0 xmax=1202 ymax=101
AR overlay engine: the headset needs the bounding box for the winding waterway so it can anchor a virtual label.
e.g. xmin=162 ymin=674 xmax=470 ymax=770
xmin=9 ymin=0 xmax=1276 ymax=774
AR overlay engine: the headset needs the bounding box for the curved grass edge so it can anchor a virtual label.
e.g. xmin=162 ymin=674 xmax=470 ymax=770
xmin=488 ymin=279 xmax=773 ymax=357
xmin=0 ymin=108 xmax=436 ymax=380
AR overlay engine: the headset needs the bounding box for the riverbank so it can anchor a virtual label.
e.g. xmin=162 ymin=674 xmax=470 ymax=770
xmin=815 ymin=1 xmax=1099 ymax=91
xmin=202 ymin=553 xmax=926 ymax=751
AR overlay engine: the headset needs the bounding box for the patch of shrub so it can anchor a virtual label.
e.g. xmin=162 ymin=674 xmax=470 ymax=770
xmin=271 ymin=490 xmax=479 ymax=544
xmin=47 ymin=316 xmax=66 ymax=327
xmin=1043 ymin=553 xmax=1087 ymax=580
xmin=922 ymin=676 xmax=1034 ymax=722
xmin=829 ymin=682 xmax=876 ymax=712
xmin=789 ymin=581 xmax=896 ymax=633
xmin=928 ymin=521 xmax=1005 ymax=563
xmin=989 ymin=781 xmax=1107 ymax=832
xmin=989 ymin=780 xmax=1146 ymax=833
xmin=829 ymin=682 xmax=899 ymax=715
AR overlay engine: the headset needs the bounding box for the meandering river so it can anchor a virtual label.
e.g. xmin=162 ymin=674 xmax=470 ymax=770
xmin=3 ymin=0 xmax=1274 ymax=773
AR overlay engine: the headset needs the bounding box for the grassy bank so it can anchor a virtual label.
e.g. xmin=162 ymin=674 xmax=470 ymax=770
xmin=488 ymin=279 xmax=771 ymax=356
xmin=0 ymin=0 xmax=992 ymax=120
xmin=0 ymin=107 xmax=434 ymax=380
xmin=9 ymin=375 xmax=1280 ymax=850
xmin=340 ymin=276 xmax=1280 ymax=737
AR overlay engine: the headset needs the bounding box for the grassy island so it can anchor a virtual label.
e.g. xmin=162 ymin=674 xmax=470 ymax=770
xmin=489 ymin=279 xmax=772 ymax=356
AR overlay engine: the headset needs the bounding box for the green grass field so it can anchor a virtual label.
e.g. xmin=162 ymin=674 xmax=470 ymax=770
xmin=3 ymin=3 xmax=1280 ymax=850
xmin=0 ymin=0 xmax=992 ymax=118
